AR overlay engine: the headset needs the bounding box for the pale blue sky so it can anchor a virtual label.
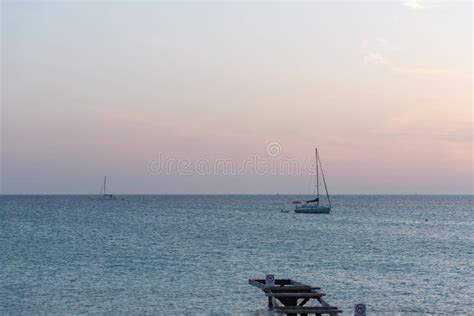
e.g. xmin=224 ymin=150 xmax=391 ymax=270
xmin=1 ymin=1 xmax=472 ymax=194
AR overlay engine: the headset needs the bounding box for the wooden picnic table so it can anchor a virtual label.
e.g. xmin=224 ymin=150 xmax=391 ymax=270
xmin=249 ymin=278 xmax=341 ymax=316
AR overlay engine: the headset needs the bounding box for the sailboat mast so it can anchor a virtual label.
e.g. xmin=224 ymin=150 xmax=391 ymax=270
xmin=315 ymin=148 xmax=319 ymax=203
xmin=318 ymin=151 xmax=331 ymax=207
xmin=103 ymin=176 xmax=107 ymax=196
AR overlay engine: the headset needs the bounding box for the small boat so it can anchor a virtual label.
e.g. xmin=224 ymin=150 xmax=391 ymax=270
xmin=295 ymin=148 xmax=331 ymax=214
xmin=280 ymin=209 xmax=290 ymax=213
xmin=100 ymin=176 xmax=115 ymax=199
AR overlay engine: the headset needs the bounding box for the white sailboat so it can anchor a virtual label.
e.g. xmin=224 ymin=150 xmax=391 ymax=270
xmin=100 ymin=176 xmax=115 ymax=199
xmin=294 ymin=148 xmax=331 ymax=214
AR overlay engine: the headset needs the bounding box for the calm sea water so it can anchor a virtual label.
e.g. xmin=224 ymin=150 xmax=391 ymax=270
xmin=0 ymin=195 xmax=472 ymax=315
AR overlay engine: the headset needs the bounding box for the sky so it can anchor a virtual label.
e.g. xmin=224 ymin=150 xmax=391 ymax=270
xmin=1 ymin=1 xmax=472 ymax=194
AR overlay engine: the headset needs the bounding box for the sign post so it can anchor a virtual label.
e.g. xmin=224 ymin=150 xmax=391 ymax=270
xmin=265 ymin=274 xmax=275 ymax=287
xmin=354 ymin=303 xmax=366 ymax=316
xmin=265 ymin=274 xmax=275 ymax=308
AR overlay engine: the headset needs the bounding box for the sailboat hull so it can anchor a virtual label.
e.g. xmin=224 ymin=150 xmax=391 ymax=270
xmin=295 ymin=206 xmax=331 ymax=214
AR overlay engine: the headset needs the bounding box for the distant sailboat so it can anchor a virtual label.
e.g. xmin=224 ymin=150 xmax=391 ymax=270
xmin=294 ymin=148 xmax=331 ymax=214
xmin=101 ymin=176 xmax=115 ymax=199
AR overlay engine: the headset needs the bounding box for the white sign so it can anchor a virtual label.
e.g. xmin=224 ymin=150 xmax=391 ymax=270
xmin=354 ymin=303 xmax=366 ymax=316
xmin=265 ymin=274 xmax=275 ymax=287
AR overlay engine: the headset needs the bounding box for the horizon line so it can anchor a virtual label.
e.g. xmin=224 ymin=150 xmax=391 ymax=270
xmin=1 ymin=193 xmax=472 ymax=196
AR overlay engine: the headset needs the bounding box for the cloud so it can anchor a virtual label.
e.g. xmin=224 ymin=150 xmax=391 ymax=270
xmin=375 ymin=38 xmax=390 ymax=49
xmin=401 ymin=0 xmax=440 ymax=10
xmin=401 ymin=0 xmax=424 ymax=9
xmin=390 ymin=65 xmax=457 ymax=76
xmin=362 ymin=37 xmax=467 ymax=77
xmin=363 ymin=52 xmax=389 ymax=66
xmin=363 ymin=51 xmax=464 ymax=77
xmin=377 ymin=107 xmax=473 ymax=144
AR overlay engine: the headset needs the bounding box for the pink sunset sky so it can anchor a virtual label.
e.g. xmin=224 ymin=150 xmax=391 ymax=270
xmin=1 ymin=1 xmax=472 ymax=194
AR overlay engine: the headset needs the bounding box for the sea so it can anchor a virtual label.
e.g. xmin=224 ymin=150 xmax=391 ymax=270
xmin=0 ymin=195 xmax=472 ymax=315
